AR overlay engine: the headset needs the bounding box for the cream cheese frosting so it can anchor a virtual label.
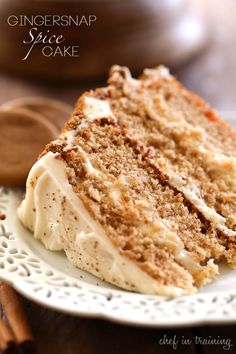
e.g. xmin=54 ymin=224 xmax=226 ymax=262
xmin=63 ymin=97 xmax=115 ymax=151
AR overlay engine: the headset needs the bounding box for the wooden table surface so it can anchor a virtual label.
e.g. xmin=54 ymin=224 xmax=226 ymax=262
xmin=1 ymin=0 xmax=236 ymax=353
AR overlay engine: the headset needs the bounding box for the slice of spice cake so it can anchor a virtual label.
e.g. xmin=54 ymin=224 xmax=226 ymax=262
xmin=18 ymin=66 xmax=236 ymax=296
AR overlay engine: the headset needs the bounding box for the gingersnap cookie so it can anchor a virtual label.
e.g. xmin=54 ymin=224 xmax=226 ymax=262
xmin=1 ymin=97 xmax=72 ymax=131
xmin=0 ymin=108 xmax=58 ymax=187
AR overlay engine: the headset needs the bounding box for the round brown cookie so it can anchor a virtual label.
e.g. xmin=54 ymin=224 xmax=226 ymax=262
xmin=0 ymin=108 xmax=59 ymax=187
xmin=1 ymin=97 xmax=72 ymax=131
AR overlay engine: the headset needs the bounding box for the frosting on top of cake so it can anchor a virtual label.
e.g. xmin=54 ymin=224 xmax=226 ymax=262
xmin=64 ymin=97 xmax=115 ymax=151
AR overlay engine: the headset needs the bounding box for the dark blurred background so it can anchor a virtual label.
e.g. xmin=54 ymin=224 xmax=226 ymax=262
xmin=0 ymin=0 xmax=235 ymax=110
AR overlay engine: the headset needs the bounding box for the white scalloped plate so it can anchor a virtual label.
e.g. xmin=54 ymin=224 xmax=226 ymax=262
xmin=1 ymin=111 xmax=236 ymax=328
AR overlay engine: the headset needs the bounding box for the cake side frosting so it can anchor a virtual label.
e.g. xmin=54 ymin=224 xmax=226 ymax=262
xmin=18 ymin=152 xmax=194 ymax=296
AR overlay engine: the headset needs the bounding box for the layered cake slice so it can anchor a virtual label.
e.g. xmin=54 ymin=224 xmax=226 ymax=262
xmin=18 ymin=66 xmax=236 ymax=296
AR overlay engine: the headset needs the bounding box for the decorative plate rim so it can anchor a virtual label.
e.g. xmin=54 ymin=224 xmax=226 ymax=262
xmin=1 ymin=111 xmax=236 ymax=328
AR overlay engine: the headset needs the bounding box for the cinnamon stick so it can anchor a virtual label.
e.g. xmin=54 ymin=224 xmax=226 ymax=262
xmin=0 ymin=317 xmax=14 ymax=352
xmin=0 ymin=282 xmax=33 ymax=346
